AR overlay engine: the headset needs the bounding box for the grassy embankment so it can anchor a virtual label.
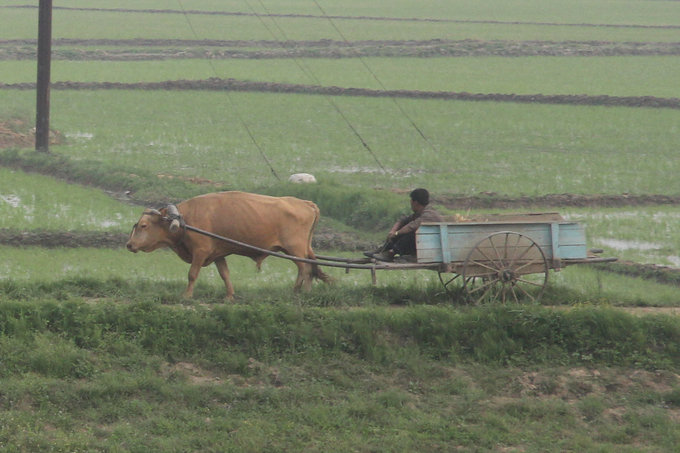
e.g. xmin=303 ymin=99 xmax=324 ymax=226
xmin=1 ymin=282 xmax=680 ymax=451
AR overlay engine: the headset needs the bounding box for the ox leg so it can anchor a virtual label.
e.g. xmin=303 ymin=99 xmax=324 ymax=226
xmin=184 ymin=257 xmax=206 ymax=299
xmin=184 ymin=252 xmax=207 ymax=299
xmin=214 ymin=257 xmax=235 ymax=300
xmin=293 ymin=261 xmax=313 ymax=292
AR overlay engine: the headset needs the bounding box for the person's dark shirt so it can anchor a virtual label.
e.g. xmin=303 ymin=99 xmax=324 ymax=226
xmin=397 ymin=205 xmax=443 ymax=234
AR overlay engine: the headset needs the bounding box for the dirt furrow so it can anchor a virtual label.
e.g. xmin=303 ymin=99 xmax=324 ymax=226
xmin=2 ymin=79 xmax=679 ymax=110
xmin=3 ymin=39 xmax=680 ymax=59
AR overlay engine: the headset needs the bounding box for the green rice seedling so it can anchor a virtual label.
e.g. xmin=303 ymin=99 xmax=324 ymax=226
xmin=563 ymin=206 xmax=680 ymax=266
xmin=43 ymin=0 xmax=678 ymax=27
xmin=548 ymin=266 xmax=680 ymax=308
xmin=5 ymin=55 xmax=680 ymax=99
xmin=3 ymin=89 xmax=674 ymax=198
xmin=0 ymin=167 xmax=141 ymax=232
xmin=4 ymin=0 xmax=679 ymax=42
xmin=0 ymin=247 xmax=187 ymax=283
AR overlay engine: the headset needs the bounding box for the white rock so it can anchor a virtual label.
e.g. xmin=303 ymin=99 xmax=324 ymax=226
xmin=288 ymin=173 xmax=317 ymax=184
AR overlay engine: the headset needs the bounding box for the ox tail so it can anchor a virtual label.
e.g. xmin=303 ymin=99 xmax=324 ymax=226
xmin=309 ymin=251 xmax=333 ymax=284
xmin=308 ymin=202 xmax=333 ymax=284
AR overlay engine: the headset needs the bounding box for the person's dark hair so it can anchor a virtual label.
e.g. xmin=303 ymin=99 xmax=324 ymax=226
xmin=410 ymin=188 xmax=430 ymax=206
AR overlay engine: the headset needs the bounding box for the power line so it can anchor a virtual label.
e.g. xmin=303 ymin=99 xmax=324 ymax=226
xmin=176 ymin=0 xmax=281 ymax=181
xmin=310 ymin=0 xmax=439 ymax=154
xmin=244 ymin=0 xmax=387 ymax=173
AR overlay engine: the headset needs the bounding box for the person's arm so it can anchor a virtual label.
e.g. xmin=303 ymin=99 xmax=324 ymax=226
xmin=397 ymin=208 xmax=442 ymax=235
xmin=397 ymin=218 xmax=421 ymax=235
xmin=387 ymin=215 xmax=411 ymax=239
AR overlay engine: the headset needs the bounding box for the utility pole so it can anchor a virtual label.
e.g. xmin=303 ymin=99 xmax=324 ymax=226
xmin=36 ymin=0 xmax=52 ymax=152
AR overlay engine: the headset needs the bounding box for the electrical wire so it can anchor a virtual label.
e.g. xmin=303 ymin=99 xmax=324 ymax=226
xmin=176 ymin=0 xmax=281 ymax=181
xmin=310 ymin=0 xmax=439 ymax=153
xmin=244 ymin=0 xmax=387 ymax=173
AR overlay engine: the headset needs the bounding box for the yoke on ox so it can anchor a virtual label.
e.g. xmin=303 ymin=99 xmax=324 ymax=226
xmin=126 ymin=191 xmax=331 ymax=299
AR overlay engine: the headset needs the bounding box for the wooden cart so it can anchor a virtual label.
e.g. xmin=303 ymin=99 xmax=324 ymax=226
xmin=412 ymin=213 xmax=616 ymax=303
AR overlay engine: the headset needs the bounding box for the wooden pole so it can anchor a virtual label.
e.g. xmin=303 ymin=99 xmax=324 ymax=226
xmin=35 ymin=0 xmax=53 ymax=152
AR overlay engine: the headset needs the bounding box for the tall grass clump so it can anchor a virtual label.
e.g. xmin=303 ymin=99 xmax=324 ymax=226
xmin=262 ymin=180 xmax=406 ymax=231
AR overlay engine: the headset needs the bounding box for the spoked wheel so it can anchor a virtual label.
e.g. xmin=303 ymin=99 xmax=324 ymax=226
xmin=438 ymin=272 xmax=482 ymax=304
xmin=437 ymin=272 xmax=461 ymax=296
xmin=462 ymin=231 xmax=549 ymax=304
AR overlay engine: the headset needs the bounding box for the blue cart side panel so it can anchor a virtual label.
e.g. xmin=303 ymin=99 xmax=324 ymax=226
xmin=416 ymin=222 xmax=587 ymax=264
xmin=555 ymin=222 xmax=587 ymax=259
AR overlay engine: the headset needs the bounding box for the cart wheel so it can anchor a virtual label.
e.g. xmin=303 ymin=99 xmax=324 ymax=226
xmin=437 ymin=272 xmax=461 ymax=295
xmin=462 ymin=231 xmax=549 ymax=304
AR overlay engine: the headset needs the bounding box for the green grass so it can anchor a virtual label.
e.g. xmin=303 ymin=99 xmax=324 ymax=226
xmin=0 ymin=296 xmax=679 ymax=450
xmin=0 ymin=296 xmax=678 ymax=367
xmin=2 ymin=244 xmax=679 ymax=310
xmin=0 ymin=346 xmax=677 ymax=451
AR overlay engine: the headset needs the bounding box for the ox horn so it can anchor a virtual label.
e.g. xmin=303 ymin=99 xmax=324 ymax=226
xmin=166 ymin=204 xmax=182 ymax=233
xmin=143 ymin=208 xmax=162 ymax=216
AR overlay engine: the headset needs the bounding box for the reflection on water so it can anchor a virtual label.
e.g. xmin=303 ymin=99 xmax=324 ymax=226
xmin=596 ymin=238 xmax=662 ymax=251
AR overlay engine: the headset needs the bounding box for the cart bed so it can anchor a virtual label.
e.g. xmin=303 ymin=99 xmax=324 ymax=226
xmin=416 ymin=220 xmax=587 ymax=268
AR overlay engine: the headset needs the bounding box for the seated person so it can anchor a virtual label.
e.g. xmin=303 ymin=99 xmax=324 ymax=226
xmin=365 ymin=188 xmax=443 ymax=262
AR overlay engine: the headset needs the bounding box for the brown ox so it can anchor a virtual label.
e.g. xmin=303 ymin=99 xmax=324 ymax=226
xmin=126 ymin=191 xmax=331 ymax=299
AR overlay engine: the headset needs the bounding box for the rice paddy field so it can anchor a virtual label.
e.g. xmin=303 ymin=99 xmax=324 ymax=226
xmin=1 ymin=0 xmax=680 ymax=451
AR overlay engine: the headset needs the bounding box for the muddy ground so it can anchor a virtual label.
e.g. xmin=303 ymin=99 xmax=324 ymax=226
xmin=0 ymin=118 xmax=64 ymax=149
xmin=3 ymin=38 xmax=680 ymax=59
xmin=3 ymin=78 xmax=678 ymax=110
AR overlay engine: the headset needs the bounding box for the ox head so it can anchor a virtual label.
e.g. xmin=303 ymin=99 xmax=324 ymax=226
xmin=126 ymin=206 xmax=181 ymax=253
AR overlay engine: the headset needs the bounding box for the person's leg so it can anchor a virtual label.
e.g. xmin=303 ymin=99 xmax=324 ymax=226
xmin=392 ymin=232 xmax=416 ymax=256
xmin=364 ymin=238 xmax=395 ymax=258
